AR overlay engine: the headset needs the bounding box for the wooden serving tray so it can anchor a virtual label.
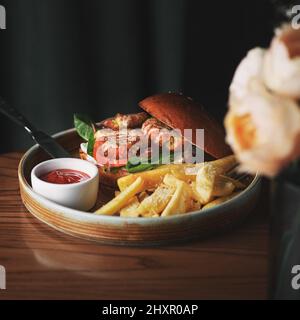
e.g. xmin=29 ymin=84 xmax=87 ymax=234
xmin=18 ymin=128 xmax=262 ymax=246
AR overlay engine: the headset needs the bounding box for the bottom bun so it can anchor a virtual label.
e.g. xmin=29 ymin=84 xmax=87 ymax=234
xmin=79 ymin=149 xmax=128 ymax=188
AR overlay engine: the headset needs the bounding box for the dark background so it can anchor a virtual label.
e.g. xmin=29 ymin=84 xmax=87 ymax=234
xmin=0 ymin=0 xmax=293 ymax=153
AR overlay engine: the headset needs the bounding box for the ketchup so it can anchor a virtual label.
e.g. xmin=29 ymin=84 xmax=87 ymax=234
xmin=40 ymin=169 xmax=90 ymax=184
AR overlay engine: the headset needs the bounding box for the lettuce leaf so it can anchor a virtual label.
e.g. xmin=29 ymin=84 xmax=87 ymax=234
xmin=74 ymin=114 xmax=95 ymax=156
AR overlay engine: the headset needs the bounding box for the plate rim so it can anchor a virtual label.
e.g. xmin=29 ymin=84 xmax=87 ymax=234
xmin=18 ymin=127 xmax=262 ymax=225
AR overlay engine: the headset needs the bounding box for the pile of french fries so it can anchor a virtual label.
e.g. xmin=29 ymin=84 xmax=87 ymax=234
xmin=95 ymin=155 xmax=247 ymax=217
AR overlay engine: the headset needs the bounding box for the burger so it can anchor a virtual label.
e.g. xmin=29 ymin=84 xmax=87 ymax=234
xmin=74 ymin=93 xmax=231 ymax=187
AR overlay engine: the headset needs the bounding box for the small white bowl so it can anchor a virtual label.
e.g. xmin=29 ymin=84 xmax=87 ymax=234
xmin=31 ymin=158 xmax=99 ymax=211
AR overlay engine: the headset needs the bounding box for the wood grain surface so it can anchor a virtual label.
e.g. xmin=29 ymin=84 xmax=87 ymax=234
xmin=0 ymin=152 xmax=269 ymax=300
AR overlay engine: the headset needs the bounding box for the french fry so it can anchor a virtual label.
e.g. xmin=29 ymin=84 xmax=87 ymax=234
xmin=163 ymin=174 xmax=192 ymax=195
xmin=137 ymin=191 xmax=149 ymax=202
xmin=161 ymin=180 xmax=186 ymax=216
xmin=117 ymin=164 xmax=197 ymax=192
xmin=142 ymin=213 xmax=160 ymax=218
xmin=169 ymin=165 xmax=198 ymax=183
xmin=202 ymin=155 xmax=237 ymax=174
xmin=118 ymin=166 xmax=171 ymax=192
xmin=202 ymin=192 xmax=240 ymax=210
xmin=95 ymin=177 xmax=144 ymax=215
xmin=137 ymin=184 xmax=175 ymax=217
xmin=120 ymin=196 xmax=140 ymax=218
xmin=97 ymin=154 xmax=244 ymax=218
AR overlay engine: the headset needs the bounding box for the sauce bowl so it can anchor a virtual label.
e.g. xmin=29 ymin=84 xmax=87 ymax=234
xmin=31 ymin=158 xmax=99 ymax=211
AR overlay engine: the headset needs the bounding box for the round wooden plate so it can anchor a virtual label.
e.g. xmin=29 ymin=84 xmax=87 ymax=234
xmin=18 ymin=128 xmax=262 ymax=246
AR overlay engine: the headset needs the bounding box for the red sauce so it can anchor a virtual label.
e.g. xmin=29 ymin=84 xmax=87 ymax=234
xmin=40 ymin=169 xmax=90 ymax=184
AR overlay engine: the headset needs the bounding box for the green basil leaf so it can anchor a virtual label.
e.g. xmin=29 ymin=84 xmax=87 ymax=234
xmin=87 ymin=134 xmax=95 ymax=157
xmin=127 ymin=163 xmax=156 ymax=173
xmin=126 ymin=152 xmax=175 ymax=173
xmin=74 ymin=114 xmax=94 ymax=141
xmin=126 ymin=156 xmax=143 ymax=168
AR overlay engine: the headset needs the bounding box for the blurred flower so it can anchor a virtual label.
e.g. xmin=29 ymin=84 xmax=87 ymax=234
xmin=225 ymin=80 xmax=300 ymax=177
xmin=263 ymin=24 xmax=300 ymax=99
xmin=229 ymin=47 xmax=266 ymax=105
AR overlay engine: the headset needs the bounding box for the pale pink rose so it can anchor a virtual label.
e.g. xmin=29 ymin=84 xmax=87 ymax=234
xmin=225 ymin=80 xmax=300 ymax=177
xmin=229 ymin=47 xmax=266 ymax=105
xmin=263 ymin=24 xmax=300 ymax=99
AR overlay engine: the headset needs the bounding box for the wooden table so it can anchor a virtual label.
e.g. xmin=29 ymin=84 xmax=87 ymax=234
xmin=0 ymin=152 xmax=269 ymax=300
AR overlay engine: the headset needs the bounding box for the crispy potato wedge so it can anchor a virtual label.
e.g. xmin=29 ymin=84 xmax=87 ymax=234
xmin=195 ymin=155 xmax=237 ymax=204
xmin=195 ymin=165 xmax=216 ymax=204
xmin=95 ymin=177 xmax=144 ymax=215
xmin=117 ymin=164 xmax=197 ymax=192
xmin=219 ymin=175 xmax=246 ymax=189
xmin=163 ymin=174 xmax=193 ymax=212
xmin=192 ymin=176 xmax=238 ymax=204
xmin=137 ymin=184 xmax=175 ymax=217
xmin=120 ymin=196 xmax=140 ymax=218
xmin=212 ymin=176 xmax=235 ymax=197
xmin=202 ymin=192 xmax=240 ymax=210
xmin=190 ymin=181 xmax=206 ymax=204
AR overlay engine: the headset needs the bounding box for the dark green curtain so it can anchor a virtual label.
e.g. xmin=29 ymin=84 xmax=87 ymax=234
xmin=0 ymin=0 xmax=274 ymax=152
